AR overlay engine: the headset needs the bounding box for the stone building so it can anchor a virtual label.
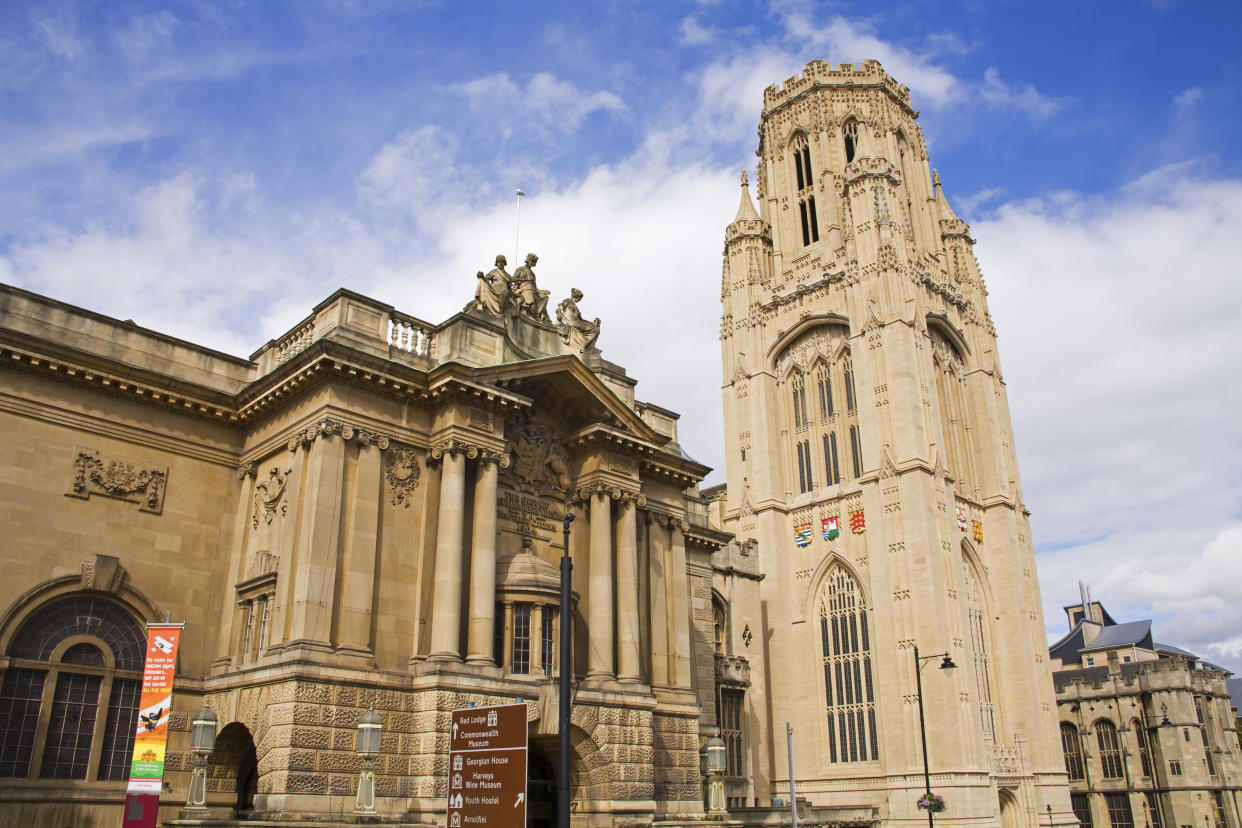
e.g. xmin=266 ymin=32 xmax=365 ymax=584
xmin=707 ymin=59 xmax=1073 ymax=828
xmin=0 ymin=269 xmax=728 ymax=826
xmin=1051 ymin=597 xmax=1242 ymax=828
xmin=0 ymin=59 xmax=1077 ymax=828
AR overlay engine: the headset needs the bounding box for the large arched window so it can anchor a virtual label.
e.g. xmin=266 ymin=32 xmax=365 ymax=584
xmin=777 ymin=326 xmax=862 ymax=495
xmin=0 ymin=595 xmax=145 ymax=780
xmin=1096 ymin=720 xmax=1124 ymax=779
xmin=818 ymin=566 xmax=877 ymax=763
xmin=1061 ymin=722 xmax=1085 ymax=780
xmin=842 ymin=118 xmax=859 ymax=163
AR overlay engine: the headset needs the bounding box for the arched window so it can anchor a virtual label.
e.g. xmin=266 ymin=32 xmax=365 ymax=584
xmin=778 ymin=328 xmax=861 ymax=493
xmin=0 ymin=595 xmax=145 ymax=780
xmin=1132 ymin=717 xmax=1152 ymax=777
xmin=818 ymin=566 xmax=877 ymax=763
xmin=713 ymin=597 xmax=727 ymax=655
xmin=961 ymin=553 xmax=995 ymax=741
xmin=1096 ymin=720 xmax=1124 ymax=778
xmin=1061 ymin=722 xmax=1085 ymax=780
xmin=931 ymin=328 xmax=976 ymax=493
xmin=843 ymin=119 xmax=859 ymax=163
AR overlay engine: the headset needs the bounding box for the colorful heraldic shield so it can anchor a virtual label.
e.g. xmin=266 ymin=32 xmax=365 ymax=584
xmin=972 ymin=520 xmax=984 ymax=543
xmin=127 ymin=623 xmax=184 ymax=794
xmin=956 ymin=506 xmax=967 ymax=532
xmin=849 ymin=510 xmax=865 ymax=534
xmin=822 ymin=516 xmax=840 ymax=541
xmin=794 ymin=523 xmax=812 ymax=547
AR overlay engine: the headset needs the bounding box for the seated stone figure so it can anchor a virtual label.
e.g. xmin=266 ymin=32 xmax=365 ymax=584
xmin=556 ymin=288 xmax=600 ymax=352
xmin=466 ymin=255 xmax=510 ymax=315
xmin=507 ymin=253 xmax=551 ymax=322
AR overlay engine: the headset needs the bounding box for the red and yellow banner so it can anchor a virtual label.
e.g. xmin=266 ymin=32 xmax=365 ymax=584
xmin=126 ymin=623 xmax=183 ymax=794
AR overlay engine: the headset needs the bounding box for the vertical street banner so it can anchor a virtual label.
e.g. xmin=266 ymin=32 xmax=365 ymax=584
xmin=126 ymin=623 xmax=184 ymax=794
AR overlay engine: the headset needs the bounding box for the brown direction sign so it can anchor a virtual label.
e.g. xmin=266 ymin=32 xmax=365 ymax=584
xmin=447 ymin=703 xmax=527 ymax=828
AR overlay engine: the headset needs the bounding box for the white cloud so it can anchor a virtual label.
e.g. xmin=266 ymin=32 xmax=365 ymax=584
xmin=679 ymin=16 xmax=718 ymax=46
xmin=1172 ymin=87 xmax=1203 ymax=114
xmin=357 ymin=125 xmax=462 ymax=214
xmin=114 ymin=10 xmax=179 ymax=63
xmin=454 ymin=72 xmax=627 ymax=139
xmin=974 ymin=166 xmax=1242 ymax=667
xmin=979 ymin=67 xmax=1063 ymax=120
xmin=31 ymin=6 xmax=86 ymax=61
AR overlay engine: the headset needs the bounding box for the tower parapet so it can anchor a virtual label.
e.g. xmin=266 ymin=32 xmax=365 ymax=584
xmin=762 ymin=59 xmax=913 ymax=115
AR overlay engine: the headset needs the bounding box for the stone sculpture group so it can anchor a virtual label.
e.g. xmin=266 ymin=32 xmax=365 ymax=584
xmin=467 ymin=253 xmax=600 ymax=352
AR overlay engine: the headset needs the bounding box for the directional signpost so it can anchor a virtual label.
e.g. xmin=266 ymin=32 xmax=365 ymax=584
xmin=447 ymin=702 xmax=528 ymax=828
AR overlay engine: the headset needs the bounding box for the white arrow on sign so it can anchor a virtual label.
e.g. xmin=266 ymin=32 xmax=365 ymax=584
xmin=514 ymin=793 xmax=525 ymax=807
xmin=452 ymin=722 xmax=458 ymax=739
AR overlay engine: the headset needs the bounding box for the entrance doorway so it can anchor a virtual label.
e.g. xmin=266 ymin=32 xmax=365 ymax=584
xmin=211 ymin=722 xmax=258 ymax=817
xmin=528 ymin=740 xmax=558 ymax=828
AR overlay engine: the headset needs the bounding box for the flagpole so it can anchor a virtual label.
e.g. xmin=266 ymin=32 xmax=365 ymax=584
xmin=514 ymin=188 xmax=525 ymax=265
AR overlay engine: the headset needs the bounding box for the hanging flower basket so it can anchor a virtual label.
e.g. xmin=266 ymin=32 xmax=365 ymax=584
xmin=917 ymin=793 xmax=947 ymax=813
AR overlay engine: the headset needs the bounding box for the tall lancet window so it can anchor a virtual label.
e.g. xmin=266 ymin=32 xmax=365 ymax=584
xmin=818 ymin=566 xmax=878 ymax=763
xmin=792 ymin=133 xmax=819 ymax=246
xmin=931 ymin=328 xmax=977 ymax=493
xmin=843 ymin=118 xmax=859 ymax=163
xmin=961 ymin=553 xmax=995 ymax=741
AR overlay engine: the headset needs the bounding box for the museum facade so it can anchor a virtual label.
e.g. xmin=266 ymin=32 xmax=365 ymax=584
xmin=0 ymin=60 xmax=1083 ymax=828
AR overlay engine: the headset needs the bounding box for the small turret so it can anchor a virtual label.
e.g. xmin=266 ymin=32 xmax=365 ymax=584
xmin=733 ymin=171 xmax=760 ymax=223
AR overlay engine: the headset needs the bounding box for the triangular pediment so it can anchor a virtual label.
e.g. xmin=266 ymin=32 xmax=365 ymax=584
xmin=471 ymin=356 xmax=663 ymax=444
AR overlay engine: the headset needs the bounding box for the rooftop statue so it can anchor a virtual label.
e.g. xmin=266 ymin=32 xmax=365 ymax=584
xmin=466 ymin=254 xmax=510 ymax=315
xmin=508 ymin=253 xmax=551 ymax=322
xmin=556 ymin=288 xmax=600 ymax=352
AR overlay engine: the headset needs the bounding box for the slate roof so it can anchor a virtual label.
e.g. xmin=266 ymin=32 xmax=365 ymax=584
xmin=1082 ymin=620 xmax=1153 ymax=652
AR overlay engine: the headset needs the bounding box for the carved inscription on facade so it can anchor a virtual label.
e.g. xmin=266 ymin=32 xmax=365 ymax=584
xmin=497 ymin=490 xmax=560 ymax=539
xmin=66 ymin=451 xmax=167 ymax=514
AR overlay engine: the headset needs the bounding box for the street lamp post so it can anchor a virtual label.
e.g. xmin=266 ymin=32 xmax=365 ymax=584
xmin=558 ymin=512 xmax=574 ymax=828
xmin=187 ymin=705 xmax=217 ymax=810
xmin=914 ymin=645 xmax=957 ymax=828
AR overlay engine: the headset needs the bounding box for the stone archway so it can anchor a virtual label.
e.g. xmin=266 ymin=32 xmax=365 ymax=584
xmin=209 ymin=722 xmax=258 ymax=816
xmin=999 ymin=788 xmax=1022 ymax=828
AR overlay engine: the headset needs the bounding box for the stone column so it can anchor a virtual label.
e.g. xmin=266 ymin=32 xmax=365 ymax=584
xmin=288 ymin=430 xmax=345 ymax=649
xmin=338 ymin=439 xmax=384 ymax=659
xmin=429 ymin=445 xmax=468 ymax=661
xmin=669 ymin=520 xmax=693 ymax=687
xmin=648 ymin=515 xmax=670 ymax=687
xmin=466 ymin=453 xmax=502 ymax=664
xmin=587 ymin=490 xmax=614 ymax=679
xmin=214 ymin=465 xmax=256 ymax=670
xmin=532 ymin=604 xmax=544 ymax=675
xmin=616 ymin=494 xmax=642 ymax=682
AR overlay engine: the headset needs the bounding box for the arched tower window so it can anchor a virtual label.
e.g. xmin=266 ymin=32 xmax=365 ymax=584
xmin=843 ymin=119 xmax=859 ymax=164
xmin=0 ymin=595 xmax=145 ymax=780
xmin=1061 ymin=722 xmax=1085 ymax=780
xmin=792 ymin=133 xmax=819 ymax=246
xmin=961 ymin=552 xmax=995 ymax=741
xmin=1095 ymin=720 xmax=1124 ymax=778
xmin=713 ymin=596 xmax=727 ymax=655
xmin=931 ymin=328 xmax=977 ymax=493
xmin=817 ymin=566 xmax=877 ymax=763
xmin=778 ymin=326 xmax=862 ymax=494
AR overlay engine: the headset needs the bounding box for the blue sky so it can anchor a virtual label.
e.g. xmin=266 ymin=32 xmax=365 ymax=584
xmin=3 ymin=0 xmax=1242 ymax=672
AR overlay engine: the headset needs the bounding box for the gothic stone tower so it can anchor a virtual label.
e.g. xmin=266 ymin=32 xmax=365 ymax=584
xmin=715 ymin=60 xmax=1073 ymax=828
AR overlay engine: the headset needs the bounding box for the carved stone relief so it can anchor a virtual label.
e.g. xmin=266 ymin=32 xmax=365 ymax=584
xmin=286 ymin=418 xmax=391 ymax=452
xmin=503 ymin=415 xmax=570 ymax=499
xmin=775 ymin=325 xmax=848 ymax=377
xmin=386 ymin=447 xmax=421 ymax=508
xmin=252 ymin=466 xmax=292 ymax=529
xmin=81 ymin=554 xmax=126 ymax=592
xmin=66 ymin=451 xmax=167 ymax=514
